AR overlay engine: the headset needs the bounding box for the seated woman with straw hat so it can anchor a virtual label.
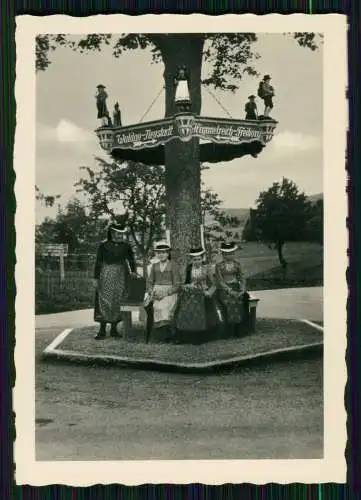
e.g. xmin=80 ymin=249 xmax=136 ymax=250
xmin=174 ymin=247 xmax=224 ymax=344
xmin=143 ymin=241 xmax=180 ymax=342
xmin=215 ymin=241 xmax=248 ymax=337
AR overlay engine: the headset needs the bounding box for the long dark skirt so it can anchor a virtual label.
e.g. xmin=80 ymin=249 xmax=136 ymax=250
xmin=218 ymin=282 xmax=245 ymax=325
xmin=94 ymin=263 xmax=127 ymax=323
xmin=174 ymin=287 xmax=223 ymax=336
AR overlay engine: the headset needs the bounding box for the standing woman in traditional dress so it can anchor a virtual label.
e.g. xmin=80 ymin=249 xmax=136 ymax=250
xmin=144 ymin=241 xmax=179 ymax=342
xmin=174 ymin=247 xmax=223 ymax=343
xmin=215 ymin=241 xmax=247 ymax=337
xmin=93 ymin=222 xmax=137 ymax=339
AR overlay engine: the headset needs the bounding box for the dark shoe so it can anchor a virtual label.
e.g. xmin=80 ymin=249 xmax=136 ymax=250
xmin=110 ymin=324 xmax=119 ymax=337
xmin=235 ymin=323 xmax=244 ymax=337
xmin=94 ymin=330 xmax=106 ymax=340
xmin=94 ymin=323 xmax=106 ymax=340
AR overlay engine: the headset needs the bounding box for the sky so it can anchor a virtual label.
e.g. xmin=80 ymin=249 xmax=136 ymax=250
xmin=36 ymin=33 xmax=323 ymax=223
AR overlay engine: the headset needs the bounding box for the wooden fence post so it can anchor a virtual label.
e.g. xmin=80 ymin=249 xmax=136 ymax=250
xmin=59 ymin=254 xmax=65 ymax=282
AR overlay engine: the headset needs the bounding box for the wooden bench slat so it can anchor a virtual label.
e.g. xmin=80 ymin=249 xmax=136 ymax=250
xmin=120 ymin=304 xmax=143 ymax=312
xmin=120 ymin=296 xmax=260 ymax=310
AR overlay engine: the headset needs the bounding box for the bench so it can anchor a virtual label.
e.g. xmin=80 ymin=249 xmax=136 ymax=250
xmin=248 ymin=295 xmax=260 ymax=333
xmin=119 ymin=302 xmax=146 ymax=340
xmin=120 ymin=294 xmax=260 ymax=339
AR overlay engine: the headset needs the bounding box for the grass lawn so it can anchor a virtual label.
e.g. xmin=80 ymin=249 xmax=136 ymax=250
xmin=240 ymin=242 xmax=323 ymax=290
xmin=36 ymin=242 xmax=323 ymax=314
xmin=36 ymin=327 xmax=323 ymax=460
xmin=50 ymin=318 xmax=323 ymax=366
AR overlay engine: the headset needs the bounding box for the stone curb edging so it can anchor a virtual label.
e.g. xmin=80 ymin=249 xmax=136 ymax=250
xmin=42 ymin=321 xmax=323 ymax=373
xmin=298 ymin=319 xmax=324 ymax=332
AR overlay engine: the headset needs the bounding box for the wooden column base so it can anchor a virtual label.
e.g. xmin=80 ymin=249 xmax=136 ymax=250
xmin=248 ymin=297 xmax=259 ymax=334
xmin=120 ymin=304 xmax=146 ymax=341
xmin=122 ymin=311 xmax=133 ymax=340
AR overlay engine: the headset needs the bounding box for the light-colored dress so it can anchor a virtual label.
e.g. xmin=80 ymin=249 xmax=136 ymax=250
xmin=145 ymin=261 xmax=179 ymax=328
xmin=175 ymin=79 xmax=190 ymax=103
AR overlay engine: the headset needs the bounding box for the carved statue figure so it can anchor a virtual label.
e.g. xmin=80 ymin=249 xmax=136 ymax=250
xmin=95 ymin=84 xmax=112 ymax=126
xmin=113 ymin=102 xmax=122 ymax=127
xmin=174 ymin=66 xmax=191 ymax=112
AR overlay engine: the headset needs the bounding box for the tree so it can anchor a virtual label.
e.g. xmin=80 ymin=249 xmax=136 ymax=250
xmin=35 ymin=185 xmax=60 ymax=207
xmin=305 ymin=198 xmax=323 ymax=245
xmin=242 ymin=208 xmax=262 ymax=242
xmin=76 ymin=159 xmax=237 ymax=268
xmin=36 ymin=32 xmax=320 ymax=273
xmin=201 ymin=187 xmax=223 ymax=226
xmin=248 ymin=178 xmax=312 ymax=268
xmin=76 ymin=158 xmax=166 ymax=273
xmin=36 ymin=217 xmax=60 ymax=245
xmin=200 ymin=165 xmax=243 ymax=256
xmin=36 ymin=197 xmax=107 ymax=253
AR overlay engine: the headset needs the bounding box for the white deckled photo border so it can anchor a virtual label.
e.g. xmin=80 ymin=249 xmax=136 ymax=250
xmin=14 ymin=13 xmax=348 ymax=485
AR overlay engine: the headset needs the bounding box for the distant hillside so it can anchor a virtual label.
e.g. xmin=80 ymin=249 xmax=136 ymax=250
xmin=204 ymin=208 xmax=249 ymax=226
xmin=205 ymin=194 xmax=323 ymax=227
xmin=221 ymin=208 xmax=250 ymax=220
xmin=308 ymin=193 xmax=323 ymax=203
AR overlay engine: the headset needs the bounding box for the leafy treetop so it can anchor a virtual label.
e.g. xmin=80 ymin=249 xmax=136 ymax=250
xmin=35 ymin=32 xmax=321 ymax=92
xmin=244 ymin=177 xmax=313 ymax=267
xmin=35 ymin=185 xmax=61 ymax=207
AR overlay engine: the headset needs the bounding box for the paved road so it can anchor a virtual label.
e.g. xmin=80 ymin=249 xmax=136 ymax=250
xmin=35 ymin=286 xmax=323 ymax=461
xmin=36 ymin=286 xmax=323 ymax=330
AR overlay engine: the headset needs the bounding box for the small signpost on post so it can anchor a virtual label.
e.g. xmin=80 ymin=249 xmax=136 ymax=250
xmin=36 ymin=243 xmax=69 ymax=282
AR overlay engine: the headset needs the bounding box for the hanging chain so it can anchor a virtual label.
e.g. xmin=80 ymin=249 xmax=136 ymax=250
xmin=138 ymin=85 xmax=165 ymax=123
xmin=203 ymin=87 xmax=233 ymax=119
xmin=138 ymin=84 xmax=233 ymax=122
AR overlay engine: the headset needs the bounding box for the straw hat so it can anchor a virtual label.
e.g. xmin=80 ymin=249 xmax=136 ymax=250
xmin=188 ymin=247 xmax=206 ymax=257
xmin=220 ymin=242 xmax=238 ymax=253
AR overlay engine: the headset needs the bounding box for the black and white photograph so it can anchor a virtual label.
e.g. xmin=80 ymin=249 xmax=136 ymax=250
xmin=14 ymin=14 xmax=347 ymax=485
